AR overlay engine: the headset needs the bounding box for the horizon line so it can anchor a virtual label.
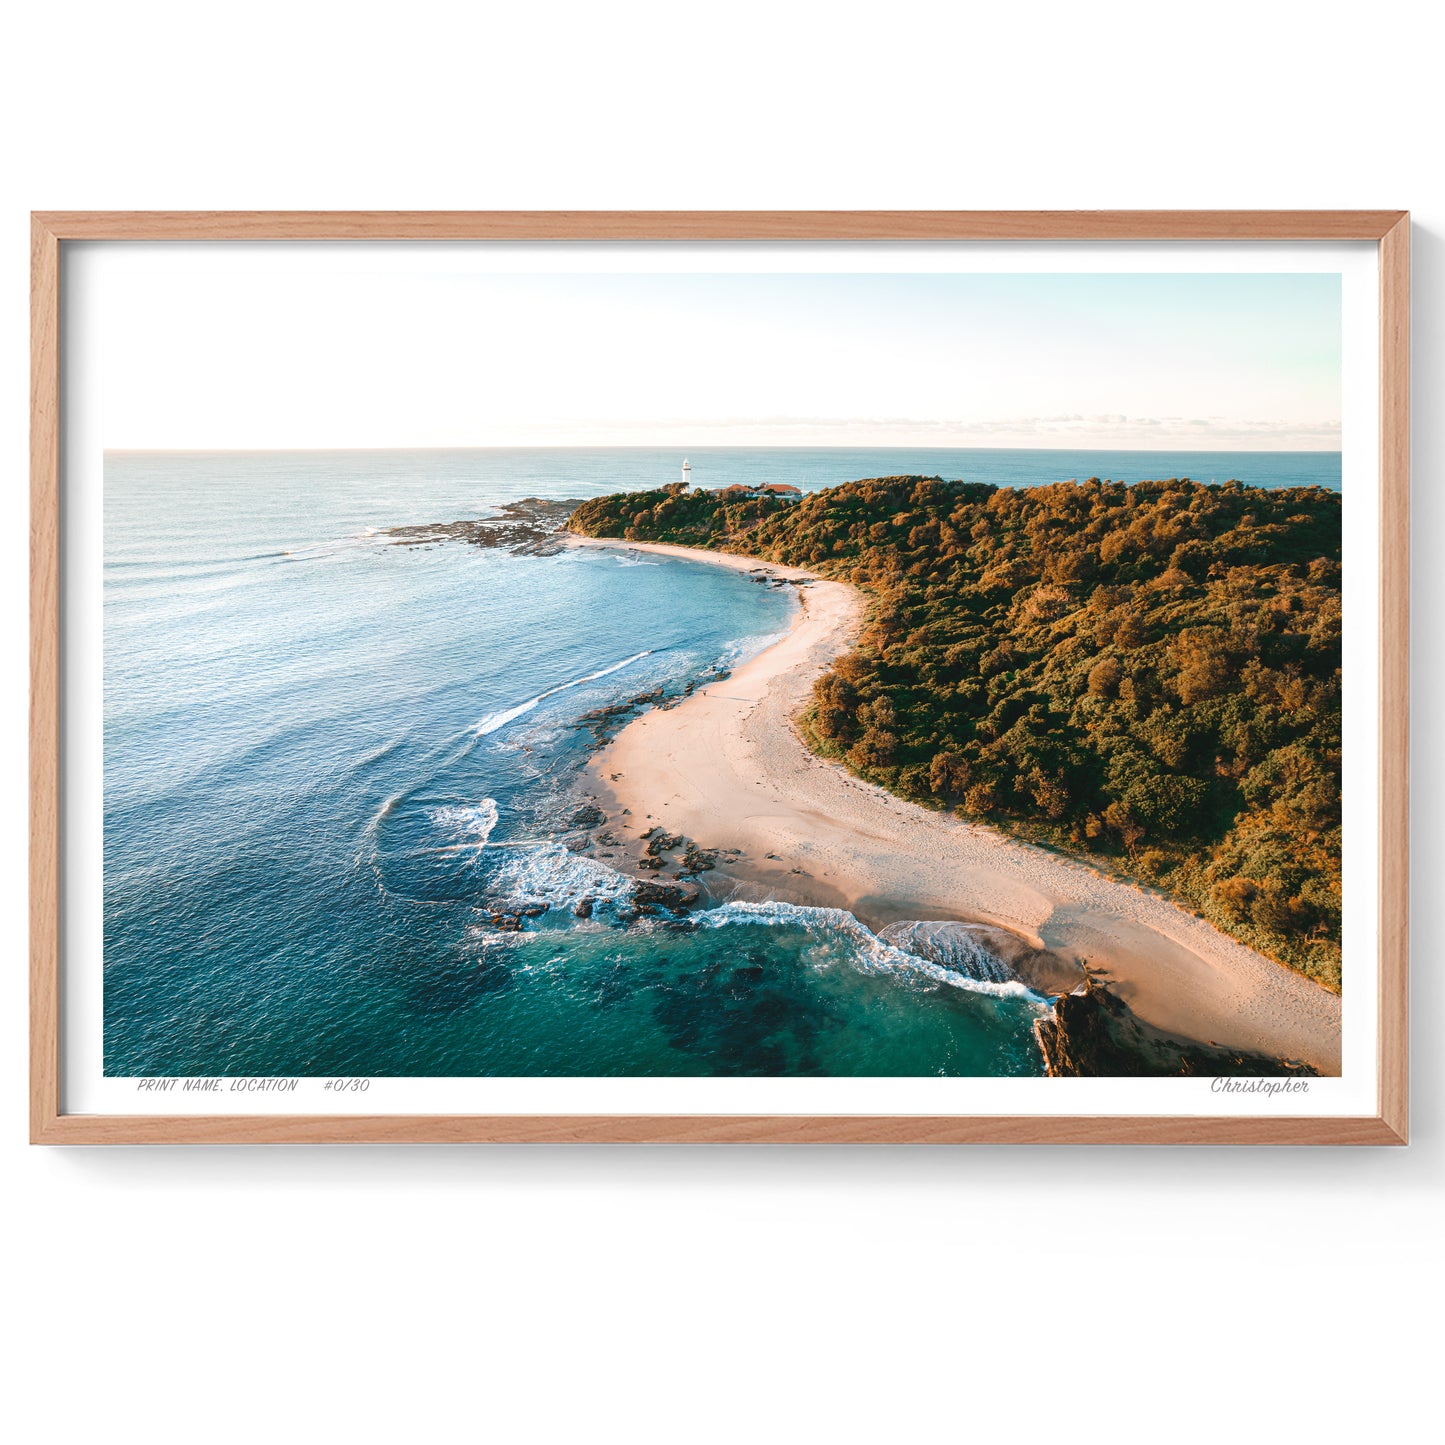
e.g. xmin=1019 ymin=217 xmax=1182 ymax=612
xmin=104 ymin=442 xmax=1345 ymax=456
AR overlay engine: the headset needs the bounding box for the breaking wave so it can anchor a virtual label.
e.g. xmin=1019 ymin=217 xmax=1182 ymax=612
xmin=489 ymin=842 xmax=637 ymax=911
xmin=715 ymin=629 xmax=788 ymax=670
xmin=475 ymin=697 xmax=544 ymax=737
xmin=695 ymin=900 xmax=1041 ymax=1000
xmin=429 ymin=797 xmax=500 ymax=849
xmin=276 ymin=528 xmax=387 ymax=562
xmin=477 ymin=851 xmax=1040 ymax=1000
xmin=875 ymin=920 xmax=1015 ymax=985
xmin=475 ymin=649 xmax=654 ymax=735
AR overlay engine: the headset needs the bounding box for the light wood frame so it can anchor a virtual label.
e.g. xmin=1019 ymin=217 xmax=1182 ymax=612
xmin=30 ymin=210 xmax=1410 ymax=1145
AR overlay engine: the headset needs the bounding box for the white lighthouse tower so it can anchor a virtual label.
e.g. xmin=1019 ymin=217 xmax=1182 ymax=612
xmin=681 ymin=457 xmax=692 ymax=489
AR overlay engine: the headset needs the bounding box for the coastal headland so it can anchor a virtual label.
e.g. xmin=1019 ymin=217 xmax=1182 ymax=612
xmin=571 ymin=535 xmax=1342 ymax=1074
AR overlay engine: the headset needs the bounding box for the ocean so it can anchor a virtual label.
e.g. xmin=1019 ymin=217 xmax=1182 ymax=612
xmin=102 ymin=446 xmax=1341 ymax=1077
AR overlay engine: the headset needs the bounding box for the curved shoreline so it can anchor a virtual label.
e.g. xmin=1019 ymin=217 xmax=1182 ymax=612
xmin=571 ymin=535 xmax=1342 ymax=1073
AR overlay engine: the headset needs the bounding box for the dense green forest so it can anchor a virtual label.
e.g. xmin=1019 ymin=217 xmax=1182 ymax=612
xmin=569 ymin=476 xmax=1343 ymax=991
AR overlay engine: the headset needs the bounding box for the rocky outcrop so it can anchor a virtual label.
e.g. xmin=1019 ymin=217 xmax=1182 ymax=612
xmin=631 ymin=879 xmax=701 ymax=915
xmin=877 ymin=919 xmax=1317 ymax=1075
xmin=572 ymin=662 xmax=740 ymax=739
xmin=481 ymin=911 xmax=525 ymax=932
xmin=575 ymin=688 xmax=668 ymax=744
xmin=1034 ymin=978 xmax=1318 ymax=1078
xmin=384 ymin=498 xmax=581 ymax=556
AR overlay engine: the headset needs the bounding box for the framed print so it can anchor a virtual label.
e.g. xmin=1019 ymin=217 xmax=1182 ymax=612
xmin=30 ymin=210 xmax=1409 ymax=1144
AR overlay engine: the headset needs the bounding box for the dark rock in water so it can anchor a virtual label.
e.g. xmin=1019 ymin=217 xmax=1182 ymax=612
xmin=569 ymin=803 xmax=605 ymax=829
xmin=634 ymin=879 xmax=701 ymax=913
xmin=486 ymin=912 xmax=524 ymax=932
xmin=382 ymin=497 xmax=582 ymax=557
xmin=573 ymin=897 xmax=595 ymax=920
xmin=575 ymin=686 xmax=667 ymax=743
xmin=1034 ymin=978 xmax=1318 ymax=1078
xmin=563 ymin=834 xmax=591 ymax=853
xmin=518 ymin=903 xmax=549 ymax=919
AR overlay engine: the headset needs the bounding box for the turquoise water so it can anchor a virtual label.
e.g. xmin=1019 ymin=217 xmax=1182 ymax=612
xmin=102 ymin=447 xmax=1339 ymax=1077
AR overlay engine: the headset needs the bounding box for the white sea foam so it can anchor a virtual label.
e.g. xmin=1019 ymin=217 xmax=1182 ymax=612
xmin=475 ymin=650 xmax=654 ymax=736
xmin=430 ymin=797 xmax=500 ymax=848
xmin=716 ymin=629 xmax=789 ymax=670
xmin=576 ymin=649 xmax=655 ymax=685
xmin=278 ymin=531 xmax=384 ymax=561
xmin=490 ymin=843 xmax=637 ymax=910
xmin=486 ymin=842 xmax=1036 ymax=1000
xmin=475 ymin=698 xmax=543 ymax=736
xmin=279 ymin=542 xmax=343 ymax=561
xmin=696 ymin=900 xmax=1041 ymax=1000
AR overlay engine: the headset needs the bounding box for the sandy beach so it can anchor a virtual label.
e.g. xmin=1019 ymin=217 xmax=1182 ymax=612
xmin=572 ymin=536 xmax=1343 ymax=1073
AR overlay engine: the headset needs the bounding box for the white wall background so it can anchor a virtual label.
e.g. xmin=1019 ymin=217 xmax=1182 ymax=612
xmin=3 ymin=4 xmax=1439 ymax=1440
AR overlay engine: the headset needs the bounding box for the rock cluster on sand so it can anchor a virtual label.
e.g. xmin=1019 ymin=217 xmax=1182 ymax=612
xmin=635 ymin=828 xmax=718 ymax=877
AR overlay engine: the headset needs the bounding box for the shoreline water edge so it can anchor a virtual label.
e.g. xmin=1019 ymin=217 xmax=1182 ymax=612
xmin=569 ymin=534 xmax=1342 ymax=1076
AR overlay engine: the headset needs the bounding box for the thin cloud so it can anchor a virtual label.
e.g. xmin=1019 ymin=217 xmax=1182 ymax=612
xmin=516 ymin=413 xmax=1342 ymax=451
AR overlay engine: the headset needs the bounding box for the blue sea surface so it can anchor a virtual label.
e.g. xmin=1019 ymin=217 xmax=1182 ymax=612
xmin=102 ymin=447 xmax=1340 ymax=1077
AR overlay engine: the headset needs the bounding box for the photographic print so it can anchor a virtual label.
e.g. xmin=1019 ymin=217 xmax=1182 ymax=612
xmin=94 ymin=248 xmax=1349 ymax=1085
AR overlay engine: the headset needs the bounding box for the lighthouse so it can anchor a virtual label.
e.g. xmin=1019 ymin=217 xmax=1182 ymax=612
xmin=681 ymin=457 xmax=692 ymax=489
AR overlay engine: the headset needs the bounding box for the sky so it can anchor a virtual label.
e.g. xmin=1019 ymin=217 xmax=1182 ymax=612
xmin=87 ymin=249 xmax=1342 ymax=451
